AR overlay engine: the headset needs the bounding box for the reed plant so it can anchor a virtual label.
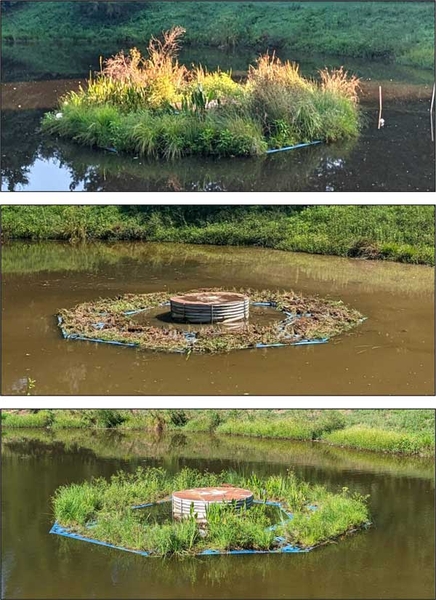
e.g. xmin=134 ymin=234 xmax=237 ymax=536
xmin=86 ymin=27 xmax=188 ymax=110
xmin=246 ymin=54 xmax=360 ymax=145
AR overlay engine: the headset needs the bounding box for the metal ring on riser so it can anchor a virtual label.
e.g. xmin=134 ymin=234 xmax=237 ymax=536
xmin=171 ymin=299 xmax=249 ymax=324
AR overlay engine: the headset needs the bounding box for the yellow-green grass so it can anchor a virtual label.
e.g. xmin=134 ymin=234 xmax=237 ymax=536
xmin=323 ymin=426 xmax=435 ymax=456
xmin=41 ymin=29 xmax=360 ymax=158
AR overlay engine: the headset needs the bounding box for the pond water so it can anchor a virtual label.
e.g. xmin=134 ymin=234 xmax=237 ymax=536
xmin=1 ymin=42 xmax=434 ymax=191
xmin=2 ymin=242 xmax=434 ymax=395
xmin=2 ymin=429 xmax=434 ymax=599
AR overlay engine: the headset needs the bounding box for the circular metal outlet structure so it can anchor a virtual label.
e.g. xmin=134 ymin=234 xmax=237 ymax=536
xmin=170 ymin=291 xmax=249 ymax=324
xmin=172 ymin=486 xmax=254 ymax=522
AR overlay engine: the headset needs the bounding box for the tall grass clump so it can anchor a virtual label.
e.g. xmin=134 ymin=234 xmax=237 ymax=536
xmin=323 ymin=426 xmax=435 ymax=456
xmin=87 ymin=27 xmax=188 ymax=111
xmin=53 ymin=481 xmax=103 ymax=526
xmin=42 ymin=29 xmax=361 ymax=158
xmin=1 ymin=410 xmax=54 ymax=428
xmin=52 ymin=467 xmax=370 ymax=555
xmin=246 ymin=54 xmax=360 ymax=146
xmin=205 ymin=503 xmax=277 ymax=551
xmin=284 ymin=488 xmax=369 ymax=548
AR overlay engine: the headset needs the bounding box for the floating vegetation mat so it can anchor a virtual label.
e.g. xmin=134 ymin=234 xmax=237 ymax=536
xmin=42 ymin=29 xmax=360 ymax=159
xmin=57 ymin=288 xmax=365 ymax=354
xmin=50 ymin=468 xmax=371 ymax=557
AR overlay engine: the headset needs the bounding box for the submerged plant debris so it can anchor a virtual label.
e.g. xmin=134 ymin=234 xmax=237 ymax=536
xmin=57 ymin=287 xmax=365 ymax=353
xmin=51 ymin=467 xmax=370 ymax=556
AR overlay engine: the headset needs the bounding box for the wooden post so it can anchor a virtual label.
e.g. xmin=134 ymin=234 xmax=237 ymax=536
xmin=377 ymin=86 xmax=383 ymax=130
xmin=430 ymin=83 xmax=435 ymax=143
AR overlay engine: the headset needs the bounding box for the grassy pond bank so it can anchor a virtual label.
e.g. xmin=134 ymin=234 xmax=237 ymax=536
xmin=3 ymin=410 xmax=434 ymax=457
xmin=3 ymin=2 xmax=434 ymax=70
xmin=2 ymin=206 xmax=434 ymax=266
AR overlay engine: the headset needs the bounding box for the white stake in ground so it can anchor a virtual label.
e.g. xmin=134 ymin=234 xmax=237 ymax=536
xmin=430 ymin=83 xmax=435 ymax=143
xmin=377 ymin=86 xmax=384 ymax=129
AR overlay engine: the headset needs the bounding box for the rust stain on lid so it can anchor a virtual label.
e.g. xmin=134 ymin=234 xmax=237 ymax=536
xmin=172 ymin=486 xmax=253 ymax=502
xmin=170 ymin=291 xmax=248 ymax=306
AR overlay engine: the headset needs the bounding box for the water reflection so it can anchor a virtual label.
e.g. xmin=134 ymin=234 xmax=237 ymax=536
xmin=1 ymin=115 xmax=357 ymax=192
xmin=2 ymin=430 xmax=434 ymax=599
xmin=2 ymin=242 xmax=433 ymax=395
xmin=3 ymin=241 xmax=434 ymax=296
xmin=1 ymin=103 xmax=433 ymax=191
xmin=1 ymin=43 xmax=434 ymax=192
xmin=2 ymin=430 xmax=434 ymax=482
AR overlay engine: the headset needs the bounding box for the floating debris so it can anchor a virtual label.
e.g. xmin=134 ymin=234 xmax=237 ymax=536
xmin=57 ymin=287 xmax=365 ymax=354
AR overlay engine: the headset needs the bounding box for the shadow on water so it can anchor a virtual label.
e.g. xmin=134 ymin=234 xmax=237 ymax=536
xmin=1 ymin=43 xmax=434 ymax=191
xmin=2 ymin=429 xmax=435 ymax=599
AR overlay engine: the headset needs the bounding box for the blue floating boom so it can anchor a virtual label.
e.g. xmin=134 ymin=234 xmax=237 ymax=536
xmin=50 ymin=499 xmax=314 ymax=556
xmin=266 ymin=140 xmax=322 ymax=154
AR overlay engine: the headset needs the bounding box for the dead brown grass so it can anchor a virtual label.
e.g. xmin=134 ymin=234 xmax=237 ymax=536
xmin=319 ymin=67 xmax=360 ymax=103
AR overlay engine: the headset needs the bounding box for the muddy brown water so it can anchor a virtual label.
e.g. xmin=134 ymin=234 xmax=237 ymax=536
xmin=1 ymin=242 xmax=434 ymax=395
xmin=2 ymin=429 xmax=435 ymax=599
xmin=1 ymin=43 xmax=435 ymax=191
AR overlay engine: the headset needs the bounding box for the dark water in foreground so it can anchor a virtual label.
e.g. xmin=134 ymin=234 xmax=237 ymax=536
xmin=1 ymin=43 xmax=434 ymax=191
xmin=2 ymin=429 xmax=435 ymax=599
xmin=2 ymin=242 xmax=434 ymax=395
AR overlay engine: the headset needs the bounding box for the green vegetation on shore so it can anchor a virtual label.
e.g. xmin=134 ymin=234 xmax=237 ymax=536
xmin=3 ymin=410 xmax=434 ymax=457
xmin=2 ymin=3 xmax=434 ymax=69
xmin=2 ymin=205 xmax=434 ymax=266
xmin=41 ymin=28 xmax=360 ymax=157
xmin=52 ymin=466 xmax=369 ymax=554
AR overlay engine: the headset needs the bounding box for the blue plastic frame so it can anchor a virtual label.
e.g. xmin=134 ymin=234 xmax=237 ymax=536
xmin=50 ymin=500 xmax=313 ymax=556
xmin=266 ymin=140 xmax=322 ymax=154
